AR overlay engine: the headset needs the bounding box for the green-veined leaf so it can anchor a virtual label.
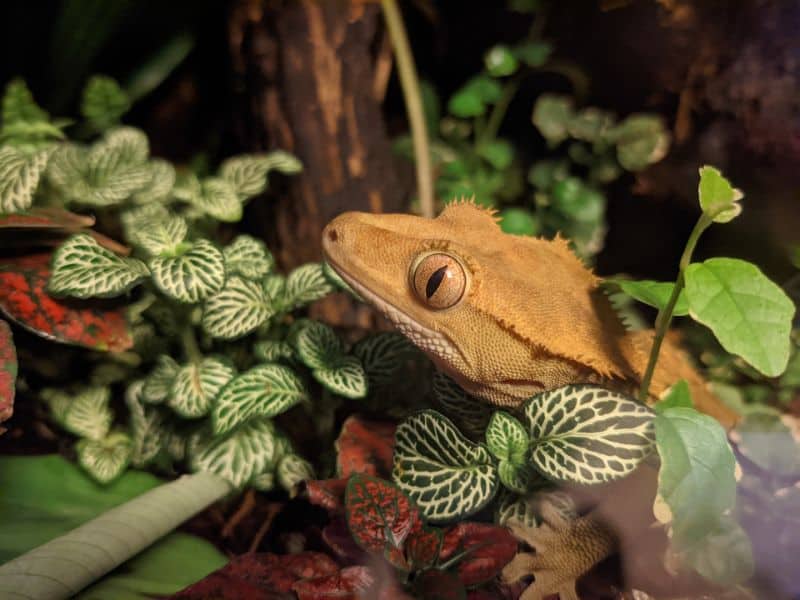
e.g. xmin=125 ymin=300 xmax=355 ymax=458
xmin=130 ymin=212 xmax=187 ymax=256
xmin=126 ymin=380 xmax=168 ymax=467
xmin=523 ymin=385 xmax=655 ymax=484
xmin=283 ymin=263 xmax=334 ymax=310
xmin=0 ymin=146 xmax=53 ymax=214
xmin=142 ymin=355 xmax=180 ymax=404
xmin=495 ymin=489 xmax=576 ymax=528
xmin=685 ymin=258 xmax=795 ymax=377
xmin=219 ymin=151 xmax=301 ymax=199
xmin=352 ymin=332 xmax=415 ymax=388
xmin=63 ymin=386 xmax=113 ymax=441
xmin=253 ymin=339 xmax=294 ymax=363
xmin=606 ymin=278 xmax=689 ymax=317
xmin=187 ymin=177 xmax=242 ymax=222
xmin=393 ymin=410 xmax=499 ymax=522
xmin=291 ymin=320 xmax=344 ymax=370
xmin=277 ymin=453 xmax=315 ymax=494
xmin=191 ymin=417 xmax=279 ymax=488
xmin=133 ymin=159 xmax=176 ymax=204
xmin=202 ymin=277 xmax=273 ymax=340
xmin=485 ymin=411 xmax=528 ymax=466
xmin=150 ymin=240 xmax=226 ymax=303
xmin=77 ymin=431 xmax=132 ymax=485
xmin=313 ymin=355 xmax=368 ymax=399
xmin=222 ymin=235 xmax=273 ymax=279
xmin=48 ymin=234 xmax=149 ymax=298
xmin=211 ymin=364 xmax=308 ymax=435
xmin=431 ymin=372 xmax=492 ymax=437
xmin=169 ymin=357 xmax=235 ymax=418
xmin=81 ymin=75 xmax=131 ymax=131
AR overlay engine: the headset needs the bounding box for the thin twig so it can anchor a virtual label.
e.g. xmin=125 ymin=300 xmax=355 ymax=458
xmin=221 ymin=488 xmax=256 ymax=538
xmin=381 ymin=0 xmax=435 ymax=218
xmin=248 ymin=502 xmax=282 ymax=553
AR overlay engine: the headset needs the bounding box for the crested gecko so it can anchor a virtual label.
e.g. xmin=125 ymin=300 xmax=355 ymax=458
xmin=321 ymin=201 xmax=738 ymax=599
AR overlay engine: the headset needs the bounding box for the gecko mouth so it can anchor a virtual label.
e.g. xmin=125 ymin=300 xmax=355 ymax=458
xmin=323 ymin=257 xmax=467 ymax=367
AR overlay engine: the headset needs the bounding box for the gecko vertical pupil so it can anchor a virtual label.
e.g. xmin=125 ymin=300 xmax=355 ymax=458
xmin=412 ymin=253 xmax=467 ymax=310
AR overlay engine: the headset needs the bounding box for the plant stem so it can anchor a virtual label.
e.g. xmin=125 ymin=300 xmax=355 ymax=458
xmin=381 ymin=0 xmax=435 ymax=219
xmin=480 ymin=79 xmax=519 ymax=146
xmin=638 ymin=214 xmax=712 ymax=401
xmin=181 ymin=325 xmax=202 ymax=365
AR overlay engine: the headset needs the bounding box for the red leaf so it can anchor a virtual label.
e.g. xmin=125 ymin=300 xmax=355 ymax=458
xmin=322 ymin=517 xmax=367 ymax=562
xmin=336 ymin=415 xmax=396 ymax=478
xmin=292 ymin=566 xmax=376 ymax=600
xmin=170 ymin=572 xmax=287 ymax=599
xmin=0 ymin=320 xmax=17 ymax=426
xmin=0 ymin=208 xmax=95 ymax=229
xmin=405 ymin=522 xmax=443 ymax=570
xmin=439 ymin=523 xmax=518 ymax=587
xmin=345 ymin=474 xmax=418 ymax=569
xmin=0 ymin=253 xmax=133 ymax=352
xmin=305 ymin=478 xmax=348 ymax=512
xmin=413 ymin=569 xmax=467 ymax=600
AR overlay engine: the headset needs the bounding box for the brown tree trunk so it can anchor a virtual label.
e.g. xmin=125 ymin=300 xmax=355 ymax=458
xmin=228 ymin=0 xmax=404 ymax=268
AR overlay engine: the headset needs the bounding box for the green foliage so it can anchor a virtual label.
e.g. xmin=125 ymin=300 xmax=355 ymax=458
xmin=81 ymin=75 xmax=131 ymax=132
xmin=605 ymin=278 xmax=689 ymax=316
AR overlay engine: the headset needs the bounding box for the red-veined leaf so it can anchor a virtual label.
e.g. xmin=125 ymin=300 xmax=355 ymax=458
xmin=405 ymin=521 xmax=443 ymax=571
xmin=292 ymin=566 xmax=375 ymax=600
xmin=0 ymin=320 xmax=17 ymax=425
xmin=413 ymin=569 xmax=467 ymax=600
xmin=439 ymin=523 xmax=518 ymax=587
xmin=0 ymin=253 xmax=133 ymax=352
xmin=305 ymin=478 xmax=348 ymax=512
xmin=345 ymin=474 xmax=418 ymax=569
xmin=335 ymin=414 xmax=396 ymax=478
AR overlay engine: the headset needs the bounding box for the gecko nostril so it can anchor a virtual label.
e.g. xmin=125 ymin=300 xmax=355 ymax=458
xmin=327 ymin=228 xmax=338 ymax=243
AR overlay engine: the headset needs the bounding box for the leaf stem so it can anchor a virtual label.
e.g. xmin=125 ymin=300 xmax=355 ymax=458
xmin=638 ymin=213 xmax=712 ymax=401
xmin=479 ymin=79 xmax=520 ymax=146
xmin=381 ymin=0 xmax=435 ymax=219
xmin=181 ymin=325 xmax=202 ymax=365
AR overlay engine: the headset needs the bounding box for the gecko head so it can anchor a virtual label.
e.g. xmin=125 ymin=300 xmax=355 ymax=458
xmin=321 ymin=200 xmax=629 ymax=403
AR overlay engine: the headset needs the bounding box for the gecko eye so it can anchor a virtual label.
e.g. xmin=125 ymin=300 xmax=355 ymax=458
xmin=411 ymin=253 xmax=467 ymax=310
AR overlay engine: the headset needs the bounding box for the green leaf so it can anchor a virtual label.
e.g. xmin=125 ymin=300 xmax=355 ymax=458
xmin=81 ymin=75 xmax=131 ymax=131
xmin=292 ymin=320 xmax=345 ymax=370
xmin=277 ymin=453 xmax=315 ymax=493
xmin=476 ymin=139 xmax=513 ymax=170
xmin=149 ymin=239 xmax=226 ymax=303
xmin=612 ymin=114 xmax=670 ymax=171
xmin=133 ymin=159 xmax=176 ymax=204
xmin=313 ymin=355 xmax=368 ymax=399
xmin=222 ymin=235 xmax=274 ymax=279
xmin=211 ymin=364 xmax=308 ymax=435
xmin=698 ymin=165 xmax=743 ymax=223
xmin=77 ymin=431 xmax=133 ymax=485
xmin=532 ymin=94 xmax=574 ymax=145
xmin=62 ymin=386 xmax=113 ymax=441
xmin=447 ymin=76 xmax=502 ymax=118
xmin=220 ymin=151 xmax=302 ymax=199
xmin=0 ymin=454 xmax=226 ymax=596
xmin=169 ymin=357 xmax=235 ymax=418
xmin=497 ymin=460 xmax=534 ymax=494
xmin=129 ymin=212 xmax=187 ymax=256
xmin=202 ymin=276 xmax=274 ymax=340
xmin=513 ymin=41 xmax=552 ymax=67
xmin=499 ymin=207 xmax=540 ymax=236
xmin=484 ymin=45 xmax=519 ymax=77
xmin=654 ymin=379 xmax=693 ymax=413
xmin=431 ymin=372 xmax=492 ymax=437
xmin=0 ymin=146 xmax=53 ymax=214
xmin=523 ymin=385 xmax=655 ymax=484
xmin=684 ymin=258 xmax=795 ymax=376
xmin=605 ymin=278 xmax=689 ymax=316
xmin=393 ymin=410 xmax=499 ymax=522
xmin=191 ymin=176 xmax=242 ymax=222
xmin=485 ymin=411 xmax=528 ymax=465
xmin=2 ymin=79 xmax=48 ymax=125
xmin=142 ymin=355 xmax=180 ymax=404
xmin=191 ymin=417 xmax=280 ymax=488
xmin=126 ymin=381 xmax=168 ymax=467
xmin=48 ymin=234 xmax=149 ymax=298
xmin=283 ymin=263 xmax=335 ymax=310
xmin=527 ymin=159 xmax=569 ymax=191
xmin=568 ymin=107 xmax=615 ymax=142
xmin=352 ymin=332 xmax=415 ymax=388
xmin=253 ymin=339 xmax=295 ymax=363
xmin=550 ymin=177 xmax=605 ymax=223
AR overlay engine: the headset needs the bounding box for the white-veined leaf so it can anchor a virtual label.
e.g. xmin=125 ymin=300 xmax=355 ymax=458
xmin=277 ymin=453 xmax=315 ymax=494
xmin=41 ymin=388 xmax=72 ymax=427
xmin=89 ymin=126 xmax=148 ymax=166
xmin=150 ymin=239 xmax=226 ymax=303
xmin=120 ymin=202 xmax=169 ymax=245
xmin=393 ymin=409 xmax=499 ymax=522
xmin=2 ymin=79 xmax=48 ymax=125
xmin=169 ymin=357 xmax=235 ymax=418
xmin=185 ymin=176 xmax=242 ymax=222
xmin=432 ymin=372 xmax=492 ymax=438
xmin=191 ymin=417 xmax=279 ymax=488
xmin=223 ymin=235 xmax=274 ymax=279
xmin=486 ymin=411 xmax=528 ymax=466
xmin=46 ymin=144 xmax=86 ymax=190
xmin=498 ymin=460 xmax=532 ymax=494
xmin=0 ymin=146 xmax=53 ymax=214
xmin=133 ymin=159 xmax=176 ymax=204
xmin=81 ymin=75 xmax=131 ymax=131
xmin=220 ymin=150 xmax=302 ymax=198
xmin=352 ymin=332 xmax=415 ymax=388
xmin=130 ymin=212 xmax=187 ymax=256
xmin=126 ymin=380 xmax=168 ymax=467
xmin=313 ymin=355 xmax=368 ymax=399
xmin=142 ymin=355 xmax=180 ymax=404
xmin=212 ymin=364 xmax=308 ymax=435
xmin=291 ymin=320 xmax=344 ymax=370
xmin=252 ymin=471 xmax=275 ymax=492
xmin=253 ymin=339 xmax=294 ymax=362
xmin=63 ymin=386 xmax=113 ymax=441
xmin=202 ymin=277 xmax=274 ymax=339
xmin=263 ymin=273 xmax=286 ymax=306
xmin=495 ymin=489 xmax=576 ymax=528
xmin=283 ymin=263 xmax=334 ymax=310
xmin=523 ymin=385 xmax=655 ymax=485
xmin=76 ymin=431 xmax=132 ymax=484
xmin=48 ymin=233 xmax=149 ymax=298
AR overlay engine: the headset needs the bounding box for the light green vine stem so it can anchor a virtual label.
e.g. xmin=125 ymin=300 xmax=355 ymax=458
xmin=381 ymin=0 xmax=434 ymax=219
xmin=480 ymin=79 xmax=520 ymax=146
xmin=638 ymin=213 xmax=713 ymax=401
xmin=181 ymin=324 xmax=202 ymax=365
xmin=0 ymin=472 xmax=231 ymax=600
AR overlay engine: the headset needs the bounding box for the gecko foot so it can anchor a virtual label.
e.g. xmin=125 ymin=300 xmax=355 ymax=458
xmin=501 ymin=500 xmax=615 ymax=600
